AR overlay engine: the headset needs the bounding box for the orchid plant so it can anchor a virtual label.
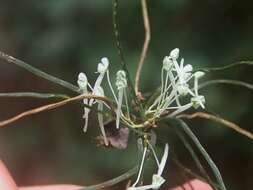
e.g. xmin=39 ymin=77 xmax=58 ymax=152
xmin=74 ymin=48 xmax=208 ymax=189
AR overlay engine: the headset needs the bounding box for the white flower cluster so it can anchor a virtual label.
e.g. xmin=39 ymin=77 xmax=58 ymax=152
xmin=77 ymin=49 xmax=206 ymax=189
xmin=146 ymin=48 xmax=206 ymax=118
xmin=128 ymin=143 xmax=169 ymax=190
xmin=77 ymin=57 xmax=129 ymax=146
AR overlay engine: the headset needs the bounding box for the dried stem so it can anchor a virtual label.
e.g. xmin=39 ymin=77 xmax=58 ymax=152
xmin=135 ymin=0 xmax=151 ymax=100
xmin=0 ymin=51 xmax=80 ymax=93
xmin=177 ymin=112 xmax=253 ymax=141
xmin=0 ymin=94 xmax=114 ymax=128
xmin=196 ymin=60 xmax=253 ymax=72
xmin=199 ymin=79 xmax=253 ymax=91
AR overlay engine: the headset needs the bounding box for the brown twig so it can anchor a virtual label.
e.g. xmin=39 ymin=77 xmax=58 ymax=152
xmin=177 ymin=112 xmax=253 ymax=141
xmin=134 ymin=0 xmax=151 ymax=100
xmin=0 ymin=94 xmax=115 ymax=128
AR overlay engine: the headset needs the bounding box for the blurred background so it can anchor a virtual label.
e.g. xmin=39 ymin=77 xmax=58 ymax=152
xmin=0 ymin=0 xmax=252 ymax=189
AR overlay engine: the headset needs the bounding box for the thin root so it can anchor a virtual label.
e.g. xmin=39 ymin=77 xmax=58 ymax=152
xmin=177 ymin=112 xmax=253 ymax=141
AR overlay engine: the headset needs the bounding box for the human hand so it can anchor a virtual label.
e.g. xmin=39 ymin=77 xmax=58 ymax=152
xmin=0 ymin=160 xmax=212 ymax=190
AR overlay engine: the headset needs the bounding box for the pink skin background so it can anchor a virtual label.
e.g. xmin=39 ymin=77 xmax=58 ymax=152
xmin=0 ymin=160 xmax=213 ymax=190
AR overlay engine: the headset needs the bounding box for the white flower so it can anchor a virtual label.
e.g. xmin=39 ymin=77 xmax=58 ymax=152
xmin=191 ymin=95 xmax=205 ymax=109
xmin=176 ymin=83 xmax=190 ymax=96
xmin=81 ymin=58 xmax=108 ymax=132
xmin=128 ymin=144 xmax=169 ymax=190
xmin=93 ymin=57 xmax=109 ymax=91
xmin=191 ymin=71 xmax=205 ymax=109
xmin=77 ymin=72 xmax=88 ymax=90
xmin=90 ymin=57 xmax=111 ymax=107
xmin=194 ymin=71 xmax=205 ymax=79
xmin=77 ymin=72 xmax=91 ymax=132
xmin=116 ymin=70 xmax=127 ymax=90
xmin=162 ymin=56 xmax=173 ymax=71
xmin=169 ymin=48 xmax=179 ymax=60
xmin=115 ymin=70 xmax=128 ymax=129
xmin=146 ymin=49 xmax=207 ymax=119
xmin=97 ymin=57 xmax=109 ymax=74
xmin=174 ymin=58 xmax=193 ymax=95
xmin=78 ymin=57 xmax=111 ymax=145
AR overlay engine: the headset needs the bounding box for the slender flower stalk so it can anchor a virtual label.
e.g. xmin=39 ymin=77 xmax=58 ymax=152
xmin=115 ymin=70 xmax=128 ymax=129
xmin=77 ymin=72 xmax=91 ymax=132
xmin=95 ymin=86 xmax=108 ymax=146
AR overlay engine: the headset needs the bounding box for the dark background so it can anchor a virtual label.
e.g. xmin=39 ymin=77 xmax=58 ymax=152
xmin=0 ymin=0 xmax=252 ymax=189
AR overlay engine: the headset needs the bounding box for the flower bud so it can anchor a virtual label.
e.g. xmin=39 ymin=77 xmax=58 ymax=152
xmin=97 ymin=57 xmax=109 ymax=73
xmin=152 ymin=174 xmax=166 ymax=189
xmin=77 ymin=72 xmax=88 ymax=90
xmin=163 ymin=56 xmax=173 ymax=71
xmin=191 ymin=95 xmax=205 ymax=109
xmin=116 ymin=70 xmax=127 ymax=90
xmin=177 ymin=83 xmax=189 ymax=96
xmin=169 ymin=48 xmax=180 ymax=59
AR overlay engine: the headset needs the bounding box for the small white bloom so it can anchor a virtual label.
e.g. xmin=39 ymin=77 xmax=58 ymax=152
xmin=116 ymin=70 xmax=127 ymax=90
xmin=93 ymin=57 xmax=110 ymax=92
xmin=169 ymin=48 xmax=180 ymax=60
xmin=115 ymin=70 xmax=128 ymax=129
xmin=176 ymin=58 xmax=193 ymax=84
xmin=191 ymin=95 xmax=205 ymax=109
xmin=77 ymin=72 xmax=88 ymax=90
xmin=162 ymin=56 xmax=173 ymax=71
xmin=151 ymin=175 xmax=166 ymax=189
xmin=77 ymin=72 xmax=90 ymax=132
xmin=97 ymin=57 xmax=109 ymax=74
xmin=177 ymin=83 xmax=190 ymax=96
xmin=192 ymin=71 xmax=206 ymax=109
xmin=194 ymin=71 xmax=205 ymax=79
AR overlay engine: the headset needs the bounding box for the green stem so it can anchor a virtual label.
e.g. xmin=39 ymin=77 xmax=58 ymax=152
xmin=0 ymin=51 xmax=80 ymax=93
xmin=77 ymin=165 xmax=138 ymax=190
xmin=174 ymin=127 xmax=217 ymax=190
xmin=175 ymin=119 xmax=227 ymax=190
xmin=0 ymin=92 xmax=69 ymax=99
